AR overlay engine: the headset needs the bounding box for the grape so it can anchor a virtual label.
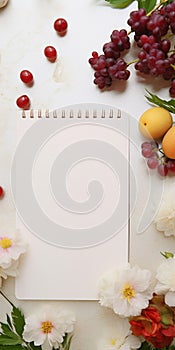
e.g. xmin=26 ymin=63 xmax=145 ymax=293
xmin=157 ymin=164 xmax=168 ymax=177
xmin=53 ymin=18 xmax=68 ymax=36
xmin=142 ymin=147 xmax=153 ymax=158
xmin=103 ymin=42 xmax=120 ymax=59
xmin=141 ymin=141 xmax=152 ymax=149
xmin=0 ymin=186 xmax=4 ymax=199
xmin=110 ymin=29 xmax=130 ymax=51
xmin=44 ymin=46 xmax=57 ymax=62
xmin=169 ymin=78 xmax=175 ymax=97
xmin=16 ymin=95 xmax=30 ymax=109
xmin=89 ymin=0 xmax=175 ymax=94
xmin=141 ymin=141 xmax=159 ymax=160
xmin=147 ymin=157 xmax=159 ymax=169
xmin=20 ymin=70 xmax=33 ymax=84
xmin=147 ymin=11 xmax=169 ymax=38
xmin=167 ymin=159 xmax=175 ymax=172
xmin=150 ymin=141 xmax=158 ymax=149
xmin=127 ymin=9 xmax=149 ymax=39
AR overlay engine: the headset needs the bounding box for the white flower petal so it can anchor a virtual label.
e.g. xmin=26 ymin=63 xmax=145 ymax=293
xmin=154 ymin=189 xmax=175 ymax=237
xmin=98 ymin=265 xmax=153 ymax=317
xmin=22 ymin=306 xmax=75 ymax=348
xmin=165 ymin=291 xmax=175 ymax=306
xmin=155 ymin=258 xmax=175 ymax=298
xmin=0 ymin=231 xmax=27 ymax=268
xmin=97 ymin=318 xmax=141 ymax=350
xmin=34 ymin=333 xmax=46 ymax=346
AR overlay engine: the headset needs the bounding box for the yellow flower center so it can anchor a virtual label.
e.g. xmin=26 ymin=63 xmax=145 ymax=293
xmin=0 ymin=237 xmax=12 ymax=249
xmin=122 ymin=283 xmax=136 ymax=302
xmin=110 ymin=338 xmax=117 ymax=346
xmin=41 ymin=321 xmax=53 ymax=334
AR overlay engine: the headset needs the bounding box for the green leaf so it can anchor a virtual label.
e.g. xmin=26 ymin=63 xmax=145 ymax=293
xmin=6 ymin=315 xmax=13 ymax=331
xmin=137 ymin=341 xmax=152 ymax=350
xmin=138 ymin=0 xmax=156 ymax=13
xmin=0 ymin=323 xmax=16 ymax=339
xmin=0 ymin=346 xmax=24 ymax=350
xmin=161 ymin=251 xmax=174 ymax=259
xmin=0 ymin=335 xmax=22 ymax=346
xmin=105 ymin=0 xmax=134 ymax=9
xmin=62 ymin=334 xmax=73 ymax=350
xmin=64 ymin=335 xmax=73 ymax=350
xmin=62 ymin=333 xmax=68 ymax=348
xmin=145 ymin=90 xmax=175 ymax=114
xmin=11 ymin=307 xmax=25 ymax=337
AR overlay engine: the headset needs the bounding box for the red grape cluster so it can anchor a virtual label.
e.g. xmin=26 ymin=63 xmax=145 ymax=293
xmin=89 ymin=1 xmax=175 ymax=95
xmin=141 ymin=141 xmax=175 ymax=177
xmin=88 ymin=29 xmax=130 ymax=89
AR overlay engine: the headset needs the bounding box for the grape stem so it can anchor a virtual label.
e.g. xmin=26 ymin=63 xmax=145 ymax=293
xmin=127 ymin=59 xmax=139 ymax=66
xmin=159 ymin=149 xmax=166 ymax=156
xmin=147 ymin=0 xmax=170 ymax=16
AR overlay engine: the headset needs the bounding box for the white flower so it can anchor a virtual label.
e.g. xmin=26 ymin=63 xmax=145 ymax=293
xmin=98 ymin=268 xmax=119 ymax=309
xmin=0 ymin=261 xmax=20 ymax=288
xmin=23 ymin=307 xmax=75 ymax=349
xmin=154 ymin=257 xmax=175 ymax=306
xmin=154 ymin=190 xmax=175 ymax=237
xmin=0 ymin=260 xmax=19 ymax=280
xmin=98 ymin=265 xmax=153 ymax=317
xmin=0 ymin=231 xmax=26 ymax=269
xmin=97 ymin=317 xmax=141 ymax=350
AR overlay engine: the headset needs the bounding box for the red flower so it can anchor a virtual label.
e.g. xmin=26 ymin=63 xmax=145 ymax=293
xmin=129 ymin=294 xmax=175 ymax=349
xmin=142 ymin=307 xmax=161 ymax=323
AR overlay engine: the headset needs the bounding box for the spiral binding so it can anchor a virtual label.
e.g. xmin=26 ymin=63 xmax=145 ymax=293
xmin=21 ymin=108 xmax=122 ymax=119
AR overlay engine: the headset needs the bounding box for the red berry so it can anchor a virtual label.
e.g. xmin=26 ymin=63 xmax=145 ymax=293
xmin=54 ymin=18 xmax=68 ymax=36
xmin=16 ymin=95 xmax=30 ymax=109
xmin=20 ymin=70 xmax=33 ymax=85
xmin=0 ymin=186 xmax=4 ymax=199
xmin=44 ymin=46 xmax=57 ymax=62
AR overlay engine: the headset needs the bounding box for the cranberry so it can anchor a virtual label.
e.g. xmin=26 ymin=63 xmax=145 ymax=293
xmin=16 ymin=95 xmax=30 ymax=109
xmin=0 ymin=186 xmax=4 ymax=199
xmin=44 ymin=46 xmax=57 ymax=62
xmin=54 ymin=18 xmax=68 ymax=36
xmin=20 ymin=70 xmax=33 ymax=85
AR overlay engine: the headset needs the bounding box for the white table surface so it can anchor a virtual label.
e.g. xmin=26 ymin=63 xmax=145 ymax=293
xmin=0 ymin=0 xmax=175 ymax=349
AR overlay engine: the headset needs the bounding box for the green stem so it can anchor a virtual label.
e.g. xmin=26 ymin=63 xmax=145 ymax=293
xmin=21 ymin=341 xmax=34 ymax=350
xmin=127 ymin=58 xmax=139 ymax=66
xmin=147 ymin=0 xmax=169 ymax=16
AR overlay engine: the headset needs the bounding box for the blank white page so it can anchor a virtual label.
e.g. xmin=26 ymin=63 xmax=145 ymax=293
xmin=12 ymin=103 xmax=130 ymax=300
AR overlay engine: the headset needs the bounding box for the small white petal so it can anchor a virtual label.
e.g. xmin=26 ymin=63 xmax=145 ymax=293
xmin=165 ymin=291 xmax=175 ymax=306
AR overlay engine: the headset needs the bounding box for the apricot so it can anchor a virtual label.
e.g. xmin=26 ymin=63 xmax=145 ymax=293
xmin=162 ymin=126 xmax=175 ymax=159
xmin=139 ymin=107 xmax=173 ymax=140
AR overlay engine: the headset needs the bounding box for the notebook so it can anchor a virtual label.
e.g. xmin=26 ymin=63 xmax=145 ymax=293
xmin=12 ymin=103 xmax=131 ymax=300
